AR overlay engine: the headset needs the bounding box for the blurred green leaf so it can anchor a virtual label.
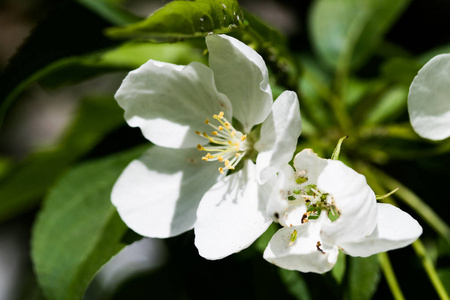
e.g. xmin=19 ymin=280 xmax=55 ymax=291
xmin=278 ymin=269 xmax=312 ymax=300
xmin=32 ymin=146 xmax=146 ymax=300
xmin=364 ymin=85 xmax=408 ymax=125
xmin=309 ymin=0 xmax=411 ymax=70
xmin=39 ymin=41 xmax=206 ymax=89
xmin=77 ymin=0 xmax=141 ymax=25
xmin=438 ymin=268 xmax=450 ymax=295
xmin=332 ymin=252 xmax=346 ymax=284
xmin=239 ymin=11 xmax=299 ymax=90
xmin=106 ymin=0 xmax=245 ymax=41
xmin=0 ymin=1 xmax=117 ymax=127
xmin=346 ymin=255 xmax=381 ymax=300
xmin=0 ymin=96 xmax=124 ymax=223
xmin=380 ymin=57 xmax=422 ymax=86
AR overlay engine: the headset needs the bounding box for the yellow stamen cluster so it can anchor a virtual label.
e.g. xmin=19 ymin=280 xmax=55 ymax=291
xmin=195 ymin=111 xmax=249 ymax=174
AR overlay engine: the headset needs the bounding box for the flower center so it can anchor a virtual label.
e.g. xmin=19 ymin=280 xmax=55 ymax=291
xmin=284 ymin=171 xmax=341 ymax=224
xmin=196 ymin=111 xmax=249 ymax=174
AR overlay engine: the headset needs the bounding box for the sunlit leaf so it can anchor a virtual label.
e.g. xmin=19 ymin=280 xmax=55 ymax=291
xmin=106 ymin=0 xmax=245 ymax=41
xmin=32 ymin=146 xmax=146 ymax=300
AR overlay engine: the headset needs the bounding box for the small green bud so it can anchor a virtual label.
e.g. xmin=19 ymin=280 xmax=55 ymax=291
xmin=293 ymin=190 xmax=301 ymax=195
xmin=289 ymin=230 xmax=298 ymax=246
xmin=288 ymin=196 xmax=296 ymax=201
xmin=295 ymin=177 xmax=308 ymax=184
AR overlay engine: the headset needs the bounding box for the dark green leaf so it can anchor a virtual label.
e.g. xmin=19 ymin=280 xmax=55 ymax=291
xmin=239 ymin=10 xmax=300 ymax=90
xmin=0 ymin=1 xmax=117 ymax=127
xmin=278 ymin=269 xmax=312 ymax=300
xmin=332 ymin=252 xmax=346 ymax=284
xmin=77 ymin=0 xmax=141 ymax=25
xmin=0 ymin=95 xmax=124 ymax=223
xmin=32 ymin=146 xmax=146 ymax=300
xmin=346 ymin=255 xmax=381 ymax=300
xmin=106 ymin=0 xmax=245 ymax=41
xmin=39 ymin=41 xmax=206 ymax=89
xmin=309 ymin=0 xmax=411 ymax=70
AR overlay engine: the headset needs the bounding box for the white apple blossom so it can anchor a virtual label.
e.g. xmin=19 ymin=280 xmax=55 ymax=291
xmin=263 ymin=149 xmax=422 ymax=273
xmin=408 ymin=54 xmax=450 ymax=140
xmin=111 ymin=34 xmax=302 ymax=259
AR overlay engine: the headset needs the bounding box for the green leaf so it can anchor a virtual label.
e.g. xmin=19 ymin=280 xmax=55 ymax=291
xmin=239 ymin=10 xmax=300 ymax=90
xmin=364 ymin=85 xmax=408 ymax=125
xmin=39 ymin=41 xmax=206 ymax=89
xmin=332 ymin=252 xmax=346 ymax=284
xmin=278 ymin=269 xmax=312 ymax=300
xmin=32 ymin=146 xmax=146 ymax=300
xmin=0 ymin=1 xmax=117 ymax=127
xmin=346 ymin=255 xmax=381 ymax=300
xmin=106 ymin=0 xmax=245 ymax=41
xmin=0 ymin=95 xmax=124 ymax=223
xmin=309 ymin=0 xmax=411 ymax=70
xmin=77 ymin=0 xmax=141 ymax=25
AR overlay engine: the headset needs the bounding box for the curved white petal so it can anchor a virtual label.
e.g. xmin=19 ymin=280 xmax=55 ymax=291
xmin=318 ymin=160 xmax=378 ymax=244
xmin=408 ymin=54 xmax=450 ymax=140
xmin=263 ymin=223 xmax=339 ymax=273
xmin=206 ymin=34 xmax=272 ymax=132
xmin=194 ymin=161 xmax=272 ymax=260
xmin=255 ymin=91 xmax=302 ymax=184
xmin=339 ymin=203 xmax=423 ymax=257
xmin=266 ymin=164 xmax=296 ymax=223
xmin=111 ymin=146 xmax=221 ymax=238
xmin=115 ymin=60 xmax=232 ymax=148
xmin=293 ymin=149 xmax=329 ymax=185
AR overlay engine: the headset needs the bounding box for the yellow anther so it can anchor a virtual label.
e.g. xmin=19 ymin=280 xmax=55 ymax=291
xmin=235 ymin=142 xmax=240 ymax=151
xmin=202 ymin=156 xmax=209 ymax=161
xmin=225 ymin=160 xmax=231 ymax=167
xmin=197 ymin=144 xmax=203 ymax=151
xmin=231 ymin=131 xmax=236 ymax=137
xmin=228 ymin=141 xmax=232 ymax=144
xmin=224 ymin=122 xmax=231 ymax=129
xmin=203 ymin=132 xmax=208 ymax=137
xmin=218 ymin=111 xmax=224 ymax=119
xmin=219 ymin=167 xmax=224 ymax=174
xmin=218 ymin=126 xmax=224 ymax=131
xmin=241 ymin=135 xmax=247 ymax=141
xmin=195 ymin=131 xmax=201 ymax=135
xmin=213 ymin=114 xmax=218 ymax=119
xmin=211 ymin=131 xmax=218 ymax=135
xmin=218 ymin=156 xmax=224 ymax=162
xmin=235 ymin=153 xmax=240 ymax=157
xmin=205 ymin=119 xmax=209 ymax=124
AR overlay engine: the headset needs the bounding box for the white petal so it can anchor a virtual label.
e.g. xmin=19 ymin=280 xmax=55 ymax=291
xmin=293 ymin=149 xmax=329 ymax=185
xmin=206 ymin=34 xmax=272 ymax=132
xmin=255 ymin=91 xmax=302 ymax=184
xmin=317 ymin=160 xmax=378 ymax=244
xmin=339 ymin=203 xmax=423 ymax=257
xmin=266 ymin=164 xmax=296 ymax=223
xmin=263 ymin=223 xmax=339 ymax=273
xmin=115 ymin=60 xmax=232 ymax=148
xmin=408 ymin=54 xmax=450 ymax=140
xmin=111 ymin=146 xmax=221 ymax=238
xmin=194 ymin=160 xmax=272 ymax=260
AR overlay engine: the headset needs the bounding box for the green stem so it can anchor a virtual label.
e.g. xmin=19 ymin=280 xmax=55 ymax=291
xmin=378 ymin=252 xmax=405 ymax=300
xmin=413 ymin=240 xmax=450 ymax=300
xmin=371 ymin=167 xmax=450 ymax=246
